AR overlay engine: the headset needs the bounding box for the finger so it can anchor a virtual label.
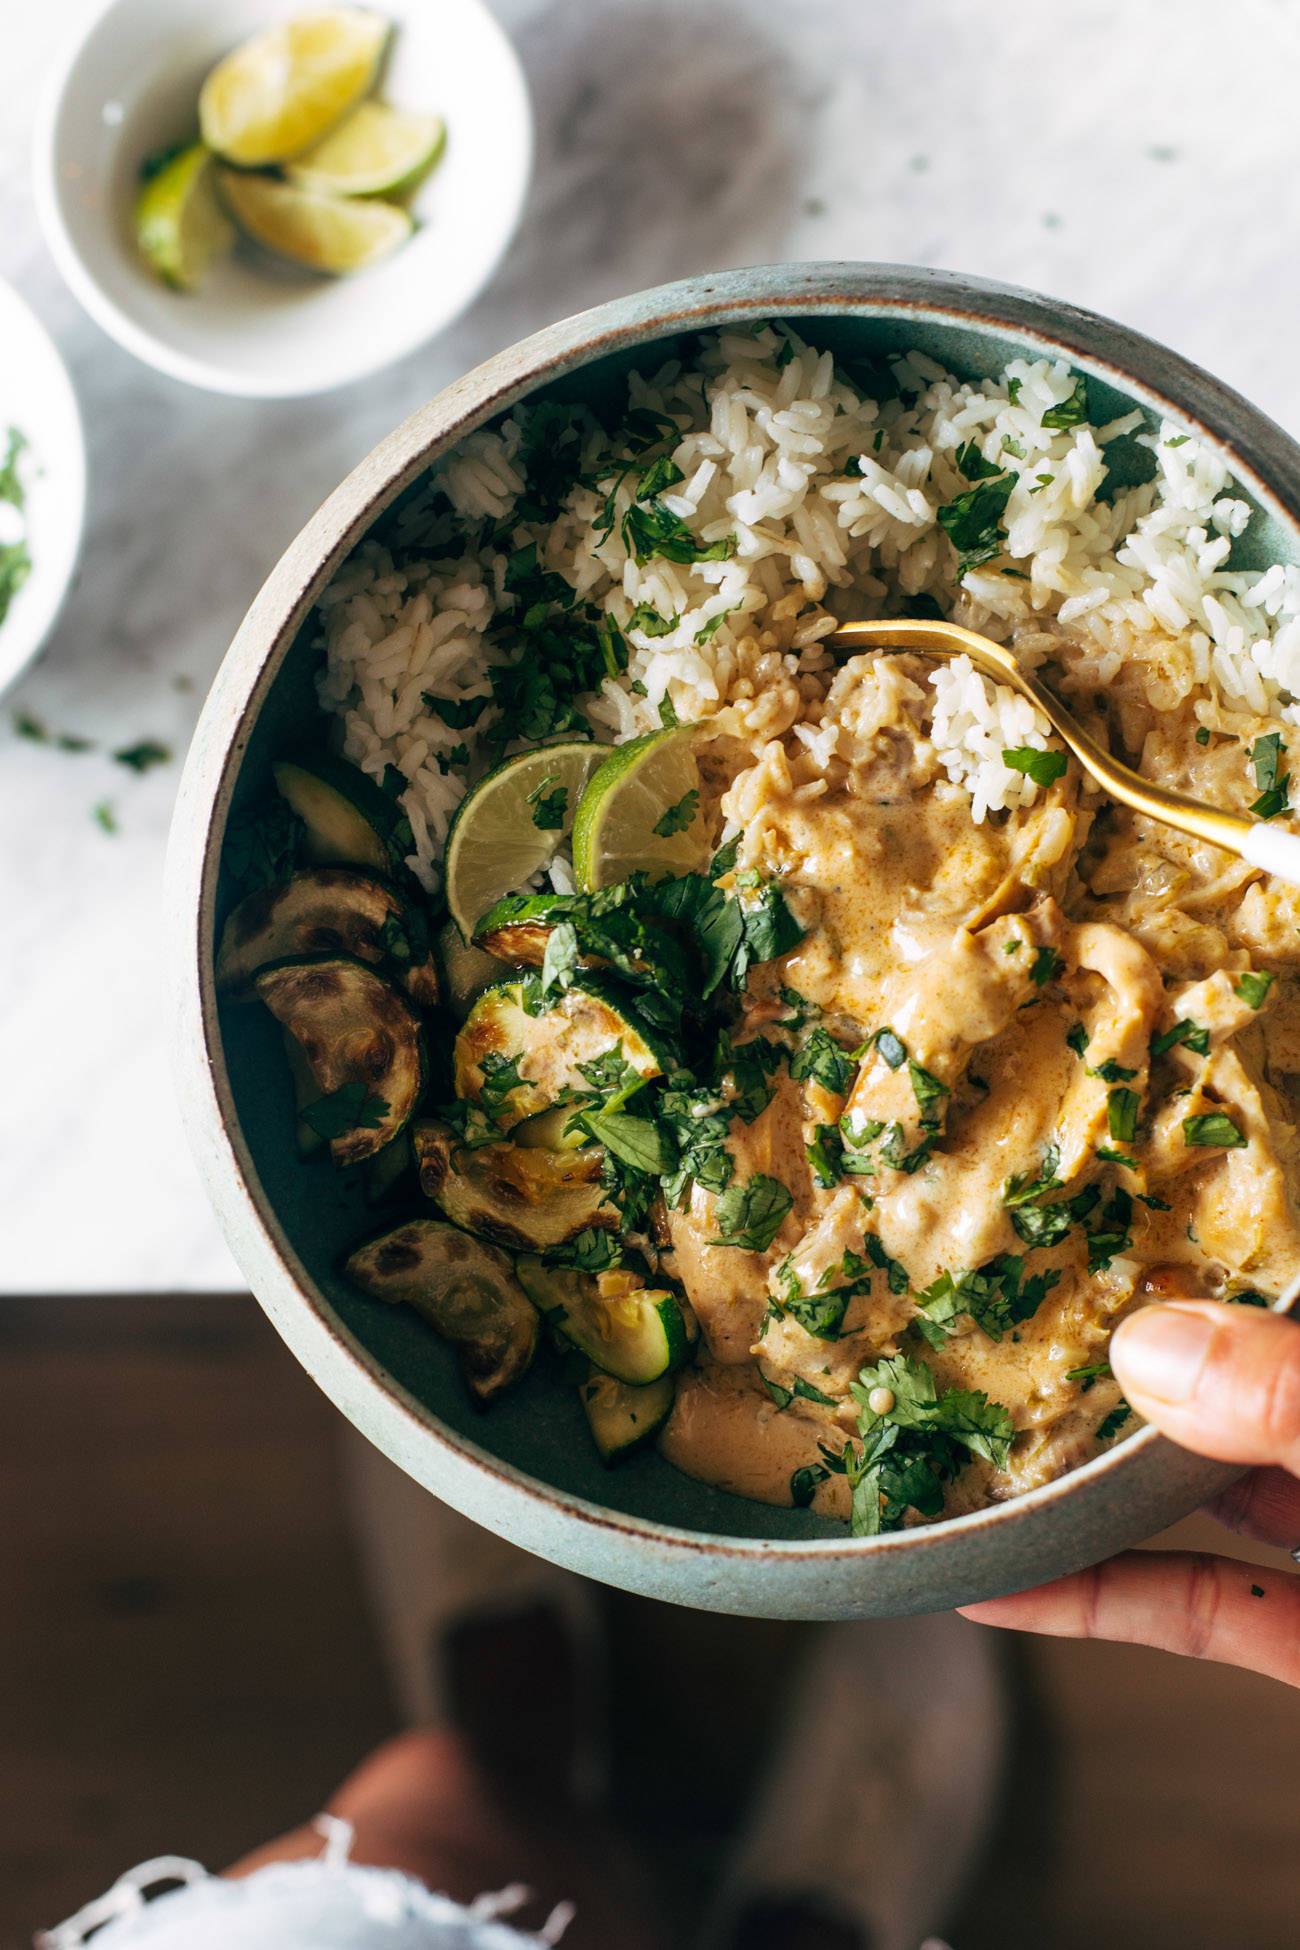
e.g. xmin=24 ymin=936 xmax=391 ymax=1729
xmin=1111 ymin=1302 xmax=1300 ymax=1472
xmin=1206 ymin=1466 xmax=1300 ymax=1553
xmin=960 ymin=1551 xmax=1300 ymax=1687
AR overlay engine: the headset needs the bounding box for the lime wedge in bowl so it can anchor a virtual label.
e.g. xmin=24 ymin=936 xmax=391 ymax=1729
xmin=287 ymin=101 xmax=446 ymax=197
xmin=216 ymin=171 xmax=411 ymax=273
xmin=199 ymin=7 xmax=390 ymax=167
xmin=444 ymin=743 xmax=606 ymax=940
xmin=134 ymin=144 xmax=234 ymax=291
xmin=571 ymin=726 xmax=709 ymax=890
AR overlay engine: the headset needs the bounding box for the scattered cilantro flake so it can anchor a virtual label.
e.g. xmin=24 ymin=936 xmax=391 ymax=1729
xmin=92 ymin=800 xmax=117 ymax=834
xmin=527 ymin=775 xmax=568 ymax=830
xmin=654 ymin=788 xmax=699 ymax=839
xmin=937 ymin=470 xmax=1016 ymax=574
xmin=1096 ymin=1147 xmax=1139 ymax=1169
xmin=1096 ymin=1403 xmax=1132 ymax=1441
xmin=578 ymin=1108 xmax=673 ymax=1176
xmin=635 ymin=454 xmax=685 ymax=500
xmin=657 ymin=692 xmax=680 ymax=729
xmin=1183 ymin=1111 xmax=1246 ymax=1149
xmin=113 ymin=739 xmax=171 ymax=774
xmin=955 ymin=439 xmax=1001 ymax=480
xmin=1088 ymin=1058 xmax=1137 ymax=1083
xmin=694 ymin=605 xmax=739 ymax=645
xmin=622 ymin=498 xmax=736 ymax=568
xmin=1151 ymin=1017 xmax=1210 ymax=1058
xmin=1003 ymin=1144 xmax=1062 ymax=1209
xmin=1195 ymin=726 xmax=1211 ymax=746
xmin=540 ymin=920 xmax=580 ymax=998
xmin=1041 ymin=375 xmax=1088 ymax=428
xmin=805 ymin=1124 xmax=844 ymax=1189
xmin=1066 ymin=1022 xmax=1090 ymax=1058
xmin=791 ymin=1027 xmax=856 ymax=1097
xmin=790 ymin=1464 xmax=826 ymax=1508
xmin=435 ymin=744 xmax=470 ymax=775
xmin=763 ymin=1374 xmax=793 ymax=1410
xmin=478 ymin=1050 xmax=528 ymax=1119
xmin=1003 ymin=745 xmax=1067 ymax=787
xmin=864 ymin=1233 xmax=908 ymax=1294
xmin=627 ymin=601 xmax=679 ymax=639
xmin=224 ymin=797 xmax=301 ymax=897
xmin=548 ymin=1228 xmax=623 ymax=1272
xmin=908 ymin=1059 xmax=949 ymax=1116
xmin=425 ymin=693 xmax=489 ymax=730
xmin=713 ymin=1173 xmax=793 ymax=1252
xmin=1249 ymin=732 xmax=1289 ymax=820
xmin=1233 ymin=970 xmax=1273 ymax=1009
xmin=1107 ymin=1087 xmax=1140 ymax=1144
xmin=1030 ymin=945 xmax=1064 ymax=987
xmin=1066 ymin=1360 xmax=1111 ymax=1389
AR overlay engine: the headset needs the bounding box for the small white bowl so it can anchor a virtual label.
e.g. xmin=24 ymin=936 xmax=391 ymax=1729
xmin=0 ymin=278 xmax=86 ymax=696
xmin=34 ymin=0 xmax=533 ymax=399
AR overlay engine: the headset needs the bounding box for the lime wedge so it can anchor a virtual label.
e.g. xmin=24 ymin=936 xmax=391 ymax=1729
xmin=216 ymin=169 xmax=412 ymax=272
xmin=287 ymin=100 xmax=446 ymax=196
xmin=134 ymin=143 xmax=235 ymax=291
xmin=199 ymin=8 xmax=390 ymax=167
xmin=571 ymin=727 xmax=709 ymax=891
xmin=444 ymin=743 xmax=606 ymax=940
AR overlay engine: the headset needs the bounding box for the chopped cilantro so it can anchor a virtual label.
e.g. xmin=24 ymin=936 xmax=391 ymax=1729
xmin=712 ymin=1173 xmax=793 ymax=1252
xmin=1107 ymin=1087 xmax=1140 ymax=1144
xmin=1066 ymin=1360 xmax=1111 ymax=1389
xmin=223 ymin=797 xmax=301 ymax=897
xmin=1249 ymin=732 xmax=1289 ymax=820
xmin=791 ymin=1027 xmax=856 ymax=1097
xmin=478 ymin=1050 xmax=528 ymax=1118
xmin=1066 ymin=1022 xmax=1090 ymax=1058
xmin=627 ymin=601 xmax=679 ymax=639
xmin=1030 ymin=945 xmax=1064 ymax=987
xmin=790 ymin=1464 xmax=826 ymax=1508
xmin=635 ymin=454 xmax=685 ymax=500
xmin=805 ymin=1124 xmax=844 ymax=1189
xmin=527 ymin=776 xmax=568 ymax=830
xmin=908 ymin=1059 xmax=949 ymax=1117
xmin=1003 ymin=745 xmax=1068 ymax=787
xmin=540 ymin=920 xmax=580 ymax=998
xmin=1233 ymin=970 xmax=1273 ymax=1009
xmin=1088 ymin=1058 xmax=1137 ymax=1083
xmin=653 ymin=788 xmax=699 ymax=838
xmin=1003 ymin=1144 xmax=1062 ymax=1209
xmin=1195 ymin=726 xmax=1211 ymax=746
xmin=622 ymin=498 xmax=736 ymax=567
xmin=936 ymin=470 xmax=1016 ymax=574
xmin=577 ymin=1108 xmax=673 ymax=1176
xmin=954 ymin=439 xmax=1002 ymax=480
xmin=1096 ymin=1403 xmax=1132 ymax=1441
xmin=547 ymin=1228 xmax=623 ymax=1272
xmin=1095 ymin=1146 xmax=1139 ymax=1169
xmin=842 ymin=1354 xmax=1015 ymax=1535
xmin=864 ymin=1233 xmax=908 ymax=1294
xmin=92 ymin=800 xmax=118 ymax=834
xmin=1041 ymin=375 xmax=1088 ymax=428
xmin=657 ymin=691 xmax=680 ymax=729
xmin=113 ymin=739 xmax=171 ymax=774
xmin=694 ymin=606 xmax=739 ymax=645
xmin=1183 ymin=1111 xmax=1246 ymax=1149
xmin=1151 ymin=1017 xmax=1211 ymax=1058
xmin=424 ymin=692 xmax=489 ymax=730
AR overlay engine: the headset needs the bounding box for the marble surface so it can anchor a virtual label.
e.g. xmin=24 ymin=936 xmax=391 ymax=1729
xmin=6 ymin=0 xmax=1300 ymax=1291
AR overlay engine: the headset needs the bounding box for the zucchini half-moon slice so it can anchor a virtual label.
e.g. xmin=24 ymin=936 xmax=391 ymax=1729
xmin=579 ymin=1367 xmax=676 ymax=1462
xmin=344 ymin=1218 xmax=538 ymax=1402
xmin=411 ymin=1120 xmax=618 ymax=1251
xmin=254 ymin=954 xmax=425 ymax=1167
xmin=453 ymin=975 xmax=667 ymax=1128
xmin=218 ymin=867 xmax=439 ymax=1006
xmin=516 ymin=1256 xmax=695 ymax=1384
xmin=273 ymin=755 xmax=409 ymax=875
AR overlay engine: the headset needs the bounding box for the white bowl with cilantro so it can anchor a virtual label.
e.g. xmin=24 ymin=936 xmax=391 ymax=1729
xmin=0 ymin=279 xmax=86 ymax=696
xmin=34 ymin=0 xmax=532 ymax=399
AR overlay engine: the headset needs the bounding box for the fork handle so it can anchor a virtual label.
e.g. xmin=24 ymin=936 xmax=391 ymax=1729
xmin=1241 ymin=822 xmax=1300 ymax=890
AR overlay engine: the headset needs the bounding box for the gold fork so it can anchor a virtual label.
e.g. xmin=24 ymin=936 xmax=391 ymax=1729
xmin=827 ymin=616 xmax=1300 ymax=889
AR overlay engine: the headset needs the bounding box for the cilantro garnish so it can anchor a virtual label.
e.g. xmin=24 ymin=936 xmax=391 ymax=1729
xmin=540 ymin=921 xmax=580 ymax=998
xmin=1041 ymin=375 xmax=1088 ymax=428
xmin=1096 ymin=1403 xmax=1132 ymax=1441
xmin=790 ymin=1464 xmax=825 ymax=1508
xmin=954 ymin=439 xmax=1001 ymax=480
xmin=1095 ymin=1146 xmax=1139 ymax=1169
xmin=576 ymin=1108 xmax=673 ymax=1176
xmin=1088 ymin=1058 xmax=1137 ymax=1083
xmin=937 ymin=470 xmax=1016 ymax=574
xmin=1233 ymin=970 xmax=1273 ymax=1009
xmin=712 ymin=1173 xmax=793 ymax=1252
xmin=1249 ymin=732 xmax=1289 ymax=820
xmin=839 ymin=1354 xmax=1015 ymax=1536
xmin=1003 ymin=1143 xmax=1062 ymax=1208
xmin=654 ymin=788 xmax=699 ymax=838
xmin=635 ymin=454 xmax=685 ymax=500
xmin=915 ymin=1256 xmax=1060 ymax=1346
xmin=908 ymin=1059 xmax=949 ymax=1118
xmin=113 ymin=739 xmax=171 ymax=774
xmin=300 ymin=1080 xmax=389 ymax=1140
xmin=478 ymin=1050 xmax=528 ymax=1118
xmin=791 ymin=1027 xmax=856 ymax=1097
xmin=1151 ymin=1017 xmax=1210 ymax=1058
xmin=694 ymin=606 xmax=739 ymax=644
xmin=1066 ymin=1022 xmax=1090 ymax=1057
xmin=224 ymin=797 xmax=301 ymax=897
xmin=1066 ymin=1360 xmax=1111 ymax=1390
xmin=92 ymin=800 xmax=118 ymax=834
xmin=777 ymin=1274 xmax=851 ymax=1340
xmin=627 ymin=601 xmax=679 ymax=639
xmin=527 ymin=775 xmax=568 ymax=830
xmin=1084 ymin=1186 xmax=1133 ymax=1272
xmin=1183 ymin=1112 xmax=1246 ymax=1149
xmin=1106 ymin=1088 xmax=1140 ymax=1145
xmin=1030 ymin=945 xmax=1064 ymax=987
xmin=425 ymin=692 xmax=489 ymax=730
xmin=547 ymin=1227 xmax=623 ymax=1272
xmin=1008 ymin=1181 xmax=1100 ymax=1249
xmin=1003 ymin=746 xmax=1068 ymax=787
xmin=622 ymin=498 xmax=736 ymax=567
xmin=805 ymin=1124 xmax=844 ymax=1188
xmin=864 ymin=1233 xmax=908 ymax=1294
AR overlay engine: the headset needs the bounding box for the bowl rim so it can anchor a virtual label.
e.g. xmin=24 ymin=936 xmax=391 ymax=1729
xmin=168 ymin=261 xmax=1300 ymax=1598
xmin=31 ymin=0 xmax=535 ymax=400
xmin=0 ymin=276 xmax=88 ymax=697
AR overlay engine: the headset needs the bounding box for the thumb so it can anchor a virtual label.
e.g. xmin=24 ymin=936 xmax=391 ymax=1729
xmin=1111 ymin=1301 xmax=1300 ymax=1474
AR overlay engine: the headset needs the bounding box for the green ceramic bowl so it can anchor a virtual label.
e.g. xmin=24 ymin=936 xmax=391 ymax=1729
xmin=169 ymin=263 xmax=1300 ymax=1619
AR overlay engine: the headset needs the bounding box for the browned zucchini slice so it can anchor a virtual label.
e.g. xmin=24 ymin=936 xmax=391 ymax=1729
xmin=218 ymin=866 xmax=439 ymax=1006
xmin=411 ymin=1119 xmax=618 ymax=1251
xmin=254 ymin=954 xmax=425 ymax=1167
xmin=344 ymin=1218 xmax=538 ymax=1402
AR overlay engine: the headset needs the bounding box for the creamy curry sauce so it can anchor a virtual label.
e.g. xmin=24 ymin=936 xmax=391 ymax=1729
xmin=657 ymin=651 xmax=1300 ymax=1522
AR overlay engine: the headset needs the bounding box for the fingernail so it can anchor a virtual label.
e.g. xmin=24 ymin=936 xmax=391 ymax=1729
xmin=1114 ymin=1306 xmax=1215 ymax=1403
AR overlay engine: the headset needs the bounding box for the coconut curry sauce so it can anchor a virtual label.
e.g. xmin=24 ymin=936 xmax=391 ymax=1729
xmin=658 ymin=652 xmax=1300 ymax=1523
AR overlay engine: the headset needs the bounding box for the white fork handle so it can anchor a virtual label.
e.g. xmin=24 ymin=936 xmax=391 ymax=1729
xmin=1242 ymin=822 xmax=1300 ymax=888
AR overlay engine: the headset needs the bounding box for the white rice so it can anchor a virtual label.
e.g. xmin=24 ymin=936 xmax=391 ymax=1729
xmin=314 ymin=323 xmax=1300 ymax=890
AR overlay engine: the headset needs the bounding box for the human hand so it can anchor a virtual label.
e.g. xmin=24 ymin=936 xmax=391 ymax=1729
xmin=959 ymin=1301 xmax=1300 ymax=1686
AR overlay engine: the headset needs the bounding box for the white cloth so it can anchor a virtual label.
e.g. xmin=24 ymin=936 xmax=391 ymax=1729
xmin=38 ymin=1825 xmax=574 ymax=1950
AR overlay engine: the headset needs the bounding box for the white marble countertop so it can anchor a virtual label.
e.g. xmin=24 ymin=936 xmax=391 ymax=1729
xmin=6 ymin=0 xmax=1300 ymax=1292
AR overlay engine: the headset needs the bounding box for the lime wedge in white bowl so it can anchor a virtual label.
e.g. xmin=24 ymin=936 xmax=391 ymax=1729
xmin=288 ymin=101 xmax=447 ymax=196
xmin=217 ymin=171 xmax=412 ymax=274
xmin=199 ymin=7 xmax=390 ymax=166
xmin=134 ymin=144 xmax=234 ymax=292
xmin=571 ymin=727 xmax=710 ymax=890
xmin=444 ymin=743 xmax=606 ymax=940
